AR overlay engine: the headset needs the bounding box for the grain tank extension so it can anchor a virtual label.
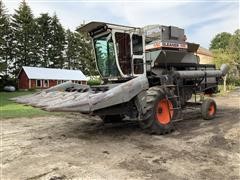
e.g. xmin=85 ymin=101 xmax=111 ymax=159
xmin=13 ymin=22 xmax=229 ymax=134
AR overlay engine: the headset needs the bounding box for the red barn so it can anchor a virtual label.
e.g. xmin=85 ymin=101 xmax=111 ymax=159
xmin=18 ymin=66 xmax=87 ymax=90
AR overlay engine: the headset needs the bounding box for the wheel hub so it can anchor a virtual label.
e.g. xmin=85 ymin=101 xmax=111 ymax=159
xmin=208 ymin=103 xmax=215 ymax=116
xmin=156 ymin=99 xmax=173 ymax=125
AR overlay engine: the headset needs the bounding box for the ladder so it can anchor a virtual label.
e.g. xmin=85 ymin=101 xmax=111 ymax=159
xmin=164 ymin=84 xmax=183 ymax=122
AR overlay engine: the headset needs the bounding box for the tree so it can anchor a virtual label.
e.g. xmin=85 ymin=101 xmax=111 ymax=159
xmin=65 ymin=28 xmax=96 ymax=75
xmin=0 ymin=0 xmax=13 ymax=77
xmin=210 ymin=32 xmax=232 ymax=50
xmin=76 ymin=24 xmax=97 ymax=75
xmin=212 ymin=49 xmax=231 ymax=91
xmin=228 ymin=29 xmax=240 ymax=72
xmin=65 ymin=29 xmax=79 ymax=69
xmin=211 ymin=30 xmax=240 ymax=73
xmin=36 ymin=13 xmax=52 ymax=67
xmin=11 ymin=0 xmax=39 ymax=76
xmin=77 ymin=32 xmax=96 ymax=75
xmin=211 ymin=30 xmax=240 ymax=91
xmin=48 ymin=14 xmax=65 ymax=68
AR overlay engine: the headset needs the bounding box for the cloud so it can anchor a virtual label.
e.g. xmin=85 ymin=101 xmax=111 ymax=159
xmin=184 ymin=2 xmax=239 ymax=47
xmin=101 ymin=1 xmax=239 ymax=47
xmin=2 ymin=0 xmax=239 ymax=48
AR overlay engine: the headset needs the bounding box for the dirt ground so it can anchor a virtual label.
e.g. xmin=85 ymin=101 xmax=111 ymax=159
xmin=1 ymin=89 xmax=240 ymax=180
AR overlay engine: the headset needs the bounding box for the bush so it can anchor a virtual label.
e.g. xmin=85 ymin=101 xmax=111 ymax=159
xmin=227 ymin=77 xmax=240 ymax=86
xmin=87 ymin=79 xmax=102 ymax=86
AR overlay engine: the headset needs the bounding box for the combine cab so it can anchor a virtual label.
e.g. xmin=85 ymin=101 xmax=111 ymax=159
xmin=13 ymin=22 xmax=229 ymax=134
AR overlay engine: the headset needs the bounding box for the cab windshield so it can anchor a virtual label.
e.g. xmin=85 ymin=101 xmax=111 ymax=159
xmin=94 ymin=34 xmax=119 ymax=77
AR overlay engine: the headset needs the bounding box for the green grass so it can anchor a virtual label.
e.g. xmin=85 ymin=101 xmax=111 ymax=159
xmin=0 ymin=91 xmax=59 ymax=119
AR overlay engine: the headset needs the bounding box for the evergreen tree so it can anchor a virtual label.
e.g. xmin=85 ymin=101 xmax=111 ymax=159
xmin=0 ymin=0 xmax=13 ymax=77
xmin=65 ymin=29 xmax=96 ymax=75
xmin=76 ymin=24 xmax=97 ymax=75
xmin=49 ymin=14 xmax=65 ymax=68
xmin=11 ymin=0 xmax=39 ymax=76
xmin=65 ymin=29 xmax=78 ymax=69
xmin=78 ymin=31 xmax=97 ymax=75
xmin=36 ymin=13 xmax=52 ymax=67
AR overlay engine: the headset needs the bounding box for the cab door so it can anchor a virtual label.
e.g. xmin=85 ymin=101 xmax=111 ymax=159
xmin=112 ymin=30 xmax=145 ymax=78
xmin=131 ymin=33 xmax=146 ymax=76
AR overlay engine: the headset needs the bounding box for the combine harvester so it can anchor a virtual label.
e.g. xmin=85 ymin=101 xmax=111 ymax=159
xmin=13 ymin=22 xmax=229 ymax=134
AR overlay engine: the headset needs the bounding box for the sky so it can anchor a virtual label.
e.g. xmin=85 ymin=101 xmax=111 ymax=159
xmin=2 ymin=0 xmax=240 ymax=48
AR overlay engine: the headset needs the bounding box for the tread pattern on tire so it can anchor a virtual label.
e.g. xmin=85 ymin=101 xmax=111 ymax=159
xmin=201 ymin=98 xmax=217 ymax=120
xmin=140 ymin=86 xmax=178 ymax=135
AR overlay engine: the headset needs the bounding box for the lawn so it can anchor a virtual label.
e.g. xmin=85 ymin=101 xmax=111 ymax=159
xmin=0 ymin=91 xmax=58 ymax=119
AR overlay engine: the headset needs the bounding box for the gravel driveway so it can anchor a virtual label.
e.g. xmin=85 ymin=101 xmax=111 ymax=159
xmin=2 ymin=89 xmax=240 ymax=180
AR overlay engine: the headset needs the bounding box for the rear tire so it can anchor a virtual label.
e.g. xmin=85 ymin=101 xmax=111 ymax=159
xmin=140 ymin=86 xmax=179 ymax=135
xmin=201 ymin=99 xmax=217 ymax=120
xmin=100 ymin=115 xmax=124 ymax=123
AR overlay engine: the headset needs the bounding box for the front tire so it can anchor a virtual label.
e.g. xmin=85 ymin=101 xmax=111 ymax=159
xmin=140 ymin=86 xmax=178 ymax=135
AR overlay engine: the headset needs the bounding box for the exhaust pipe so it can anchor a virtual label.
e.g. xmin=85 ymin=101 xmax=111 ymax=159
xmin=174 ymin=64 xmax=229 ymax=79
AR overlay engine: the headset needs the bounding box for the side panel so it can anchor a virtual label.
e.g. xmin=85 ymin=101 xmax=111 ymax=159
xmin=91 ymin=75 xmax=149 ymax=111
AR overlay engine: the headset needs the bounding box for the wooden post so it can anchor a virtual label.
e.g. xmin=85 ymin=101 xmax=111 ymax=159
xmin=29 ymin=79 xmax=31 ymax=89
xmin=223 ymin=74 xmax=227 ymax=92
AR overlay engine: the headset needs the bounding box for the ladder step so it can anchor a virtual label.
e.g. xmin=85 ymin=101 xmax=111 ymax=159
xmin=164 ymin=85 xmax=176 ymax=87
xmin=165 ymin=84 xmax=183 ymax=115
xmin=172 ymin=118 xmax=183 ymax=122
xmin=170 ymin=107 xmax=181 ymax=110
xmin=167 ymin=96 xmax=180 ymax=99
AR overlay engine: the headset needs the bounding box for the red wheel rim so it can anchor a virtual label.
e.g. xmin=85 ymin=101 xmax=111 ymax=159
xmin=208 ymin=103 xmax=215 ymax=116
xmin=156 ymin=99 xmax=173 ymax=125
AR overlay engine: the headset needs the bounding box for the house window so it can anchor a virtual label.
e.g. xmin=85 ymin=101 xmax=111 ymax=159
xmin=57 ymin=80 xmax=62 ymax=85
xmin=36 ymin=80 xmax=42 ymax=87
xmin=43 ymin=80 xmax=49 ymax=88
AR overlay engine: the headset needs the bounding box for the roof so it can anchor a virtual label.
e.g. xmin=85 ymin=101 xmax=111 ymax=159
xmin=197 ymin=47 xmax=213 ymax=57
xmin=19 ymin=66 xmax=87 ymax=81
xmin=78 ymin=21 xmax=139 ymax=33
